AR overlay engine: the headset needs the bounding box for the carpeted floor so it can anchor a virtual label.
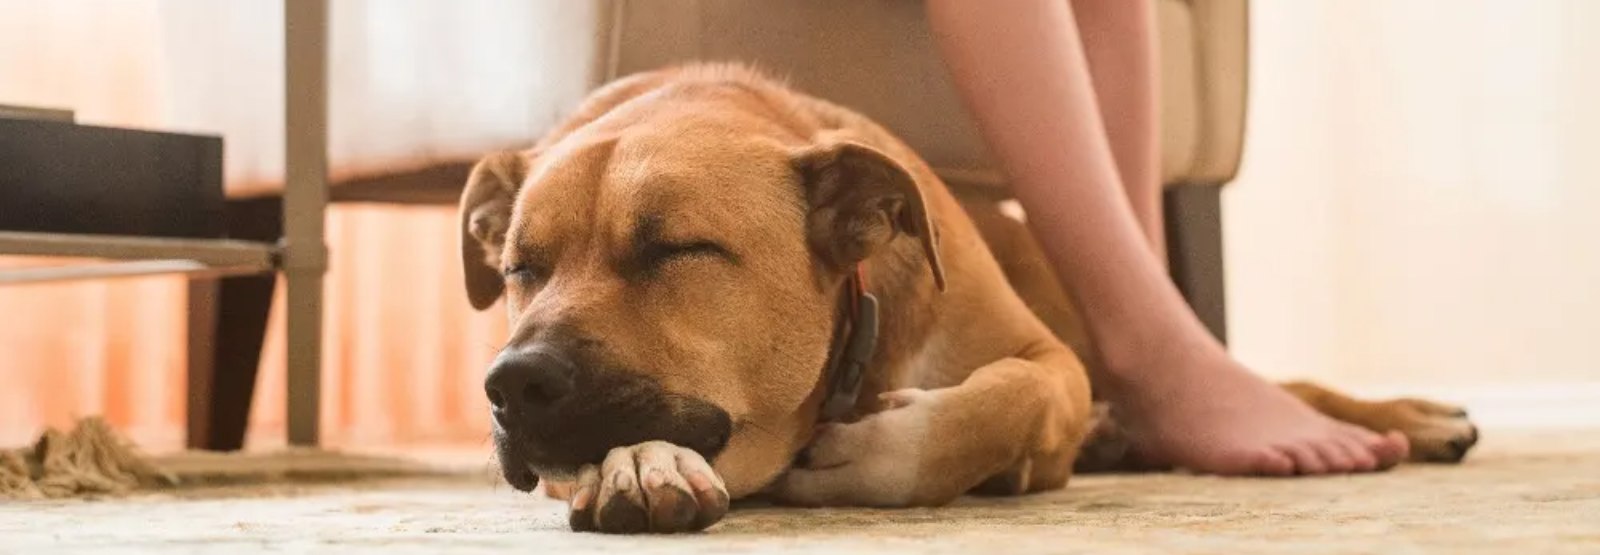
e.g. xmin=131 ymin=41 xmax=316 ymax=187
xmin=3 ymin=429 xmax=1597 ymax=554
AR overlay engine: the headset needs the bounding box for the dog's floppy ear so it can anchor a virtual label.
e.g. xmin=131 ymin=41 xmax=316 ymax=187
xmin=792 ymin=138 xmax=946 ymax=291
xmin=459 ymin=150 xmax=530 ymax=310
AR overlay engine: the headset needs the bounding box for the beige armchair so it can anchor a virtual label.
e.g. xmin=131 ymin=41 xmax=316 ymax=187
xmin=141 ymin=0 xmax=1243 ymax=449
xmin=592 ymin=0 xmax=1247 ymax=341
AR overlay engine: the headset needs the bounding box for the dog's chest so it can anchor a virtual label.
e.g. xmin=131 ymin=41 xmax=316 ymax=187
xmin=899 ymin=330 xmax=957 ymax=390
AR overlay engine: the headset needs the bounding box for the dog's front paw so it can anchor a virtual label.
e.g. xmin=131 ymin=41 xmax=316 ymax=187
xmin=770 ymin=388 xmax=939 ymax=507
xmin=567 ymin=441 xmax=729 ymax=534
xmin=1383 ymin=399 xmax=1479 ymax=463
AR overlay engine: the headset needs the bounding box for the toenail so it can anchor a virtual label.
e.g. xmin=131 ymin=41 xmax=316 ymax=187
xmin=687 ymin=472 xmax=715 ymax=493
xmin=571 ymin=486 xmax=595 ymax=511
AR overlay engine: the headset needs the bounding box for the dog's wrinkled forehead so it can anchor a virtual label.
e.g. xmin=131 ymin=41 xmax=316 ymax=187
xmin=510 ymin=123 xmax=807 ymax=261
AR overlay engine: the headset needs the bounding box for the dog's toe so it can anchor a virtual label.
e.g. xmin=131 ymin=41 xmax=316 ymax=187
xmin=596 ymin=491 xmax=651 ymax=533
xmin=1438 ymin=425 xmax=1480 ymax=463
xmin=1393 ymin=402 xmax=1480 ymax=464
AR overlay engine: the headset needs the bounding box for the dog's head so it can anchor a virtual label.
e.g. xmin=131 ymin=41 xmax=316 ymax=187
xmin=460 ymin=100 xmax=943 ymax=496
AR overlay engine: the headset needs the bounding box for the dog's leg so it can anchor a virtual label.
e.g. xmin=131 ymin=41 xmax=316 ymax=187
xmin=1282 ymin=381 xmax=1480 ymax=463
xmin=565 ymin=441 xmax=731 ymax=534
xmin=770 ymin=345 xmax=1091 ymax=507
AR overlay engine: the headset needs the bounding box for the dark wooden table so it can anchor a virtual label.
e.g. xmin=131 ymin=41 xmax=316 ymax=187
xmin=1 ymin=116 xmax=278 ymax=451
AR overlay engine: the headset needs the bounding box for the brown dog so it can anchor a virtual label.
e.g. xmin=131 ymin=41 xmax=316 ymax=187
xmin=458 ymin=65 xmax=1478 ymax=534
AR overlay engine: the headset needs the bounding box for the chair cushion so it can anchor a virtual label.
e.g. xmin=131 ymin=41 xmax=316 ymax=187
xmin=601 ymin=0 xmax=1247 ymax=188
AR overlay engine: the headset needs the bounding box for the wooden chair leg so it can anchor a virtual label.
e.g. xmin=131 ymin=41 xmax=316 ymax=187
xmin=283 ymin=0 xmax=331 ymax=447
xmin=1164 ymin=184 xmax=1228 ymax=345
xmin=186 ymin=197 xmax=282 ymax=451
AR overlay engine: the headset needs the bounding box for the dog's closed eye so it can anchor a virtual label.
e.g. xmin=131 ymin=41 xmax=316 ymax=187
xmin=638 ymin=241 xmax=734 ymax=273
xmin=503 ymin=262 xmax=549 ymax=285
xmin=626 ymin=214 xmax=740 ymax=280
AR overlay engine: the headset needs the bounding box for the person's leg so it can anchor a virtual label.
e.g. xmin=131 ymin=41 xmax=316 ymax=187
xmin=1069 ymin=0 xmax=1164 ymax=257
xmin=925 ymin=0 xmax=1408 ymax=475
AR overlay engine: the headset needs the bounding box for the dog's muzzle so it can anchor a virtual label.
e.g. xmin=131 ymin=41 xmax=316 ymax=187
xmin=485 ymin=346 xmax=732 ymax=491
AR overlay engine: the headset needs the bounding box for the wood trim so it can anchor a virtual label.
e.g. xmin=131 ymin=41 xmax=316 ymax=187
xmin=325 ymin=161 xmax=474 ymax=205
xmin=0 ymin=104 xmax=74 ymax=122
xmin=0 ymin=231 xmax=277 ymax=268
xmin=0 ymin=259 xmax=271 ymax=285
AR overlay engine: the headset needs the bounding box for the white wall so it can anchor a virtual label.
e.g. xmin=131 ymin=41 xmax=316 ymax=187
xmin=1225 ymin=1 xmax=1600 ymax=402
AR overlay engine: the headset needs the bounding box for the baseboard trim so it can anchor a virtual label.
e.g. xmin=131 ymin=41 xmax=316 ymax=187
xmin=1351 ymin=382 xmax=1600 ymax=430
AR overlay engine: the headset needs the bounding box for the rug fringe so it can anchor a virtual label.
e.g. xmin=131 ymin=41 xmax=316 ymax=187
xmin=0 ymin=417 xmax=175 ymax=500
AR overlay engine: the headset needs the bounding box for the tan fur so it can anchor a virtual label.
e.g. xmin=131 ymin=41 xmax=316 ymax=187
xmin=459 ymin=65 xmax=1477 ymax=528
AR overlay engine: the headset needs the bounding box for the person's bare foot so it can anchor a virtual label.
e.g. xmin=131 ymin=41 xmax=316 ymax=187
xmin=1106 ymin=344 xmax=1410 ymax=476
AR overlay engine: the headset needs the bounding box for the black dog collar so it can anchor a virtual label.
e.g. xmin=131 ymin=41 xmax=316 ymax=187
xmin=817 ymin=265 xmax=879 ymax=423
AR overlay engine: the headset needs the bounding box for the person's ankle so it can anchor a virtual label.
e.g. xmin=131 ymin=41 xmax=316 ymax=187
xmin=1094 ymin=328 xmax=1227 ymax=390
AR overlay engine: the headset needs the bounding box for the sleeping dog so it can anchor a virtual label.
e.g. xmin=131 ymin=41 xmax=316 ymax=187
xmin=457 ymin=65 xmax=1479 ymax=534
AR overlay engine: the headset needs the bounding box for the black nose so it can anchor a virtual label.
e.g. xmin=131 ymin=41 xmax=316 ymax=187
xmin=485 ymin=348 xmax=576 ymax=418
